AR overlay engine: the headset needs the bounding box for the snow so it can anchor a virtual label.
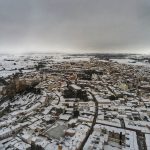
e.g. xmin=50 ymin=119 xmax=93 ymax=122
xmin=59 ymin=114 xmax=71 ymax=121
xmin=145 ymin=134 xmax=150 ymax=150
xmin=70 ymin=84 xmax=81 ymax=90
xmin=111 ymin=58 xmax=150 ymax=67
xmin=14 ymin=141 xmax=30 ymax=150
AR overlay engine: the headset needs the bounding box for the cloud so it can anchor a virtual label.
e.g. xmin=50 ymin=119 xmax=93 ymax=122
xmin=0 ymin=0 xmax=150 ymax=53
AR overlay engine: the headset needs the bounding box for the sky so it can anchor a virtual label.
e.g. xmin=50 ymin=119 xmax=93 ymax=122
xmin=0 ymin=0 xmax=150 ymax=54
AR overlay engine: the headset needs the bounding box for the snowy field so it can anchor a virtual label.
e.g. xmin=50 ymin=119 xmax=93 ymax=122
xmin=0 ymin=53 xmax=149 ymax=78
xmin=110 ymin=58 xmax=150 ymax=67
xmin=0 ymin=54 xmax=92 ymax=78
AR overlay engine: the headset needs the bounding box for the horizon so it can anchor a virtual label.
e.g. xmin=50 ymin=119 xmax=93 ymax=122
xmin=0 ymin=50 xmax=149 ymax=55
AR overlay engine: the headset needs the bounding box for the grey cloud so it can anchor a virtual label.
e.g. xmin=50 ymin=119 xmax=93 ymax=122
xmin=0 ymin=0 xmax=150 ymax=53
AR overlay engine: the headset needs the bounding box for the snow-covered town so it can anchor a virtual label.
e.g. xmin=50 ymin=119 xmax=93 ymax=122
xmin=0 ymin=53 xmax=150 ymax=150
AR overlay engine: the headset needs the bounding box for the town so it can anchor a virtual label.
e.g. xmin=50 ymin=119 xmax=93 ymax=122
xmin=0 ymin=54 xmax=150 ymax=150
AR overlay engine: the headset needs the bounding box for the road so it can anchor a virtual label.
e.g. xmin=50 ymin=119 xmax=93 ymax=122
xmin=79 ymin=90 xmax=98 ymax=150
xmin=136 ymin=131 xmax=147 ymax=150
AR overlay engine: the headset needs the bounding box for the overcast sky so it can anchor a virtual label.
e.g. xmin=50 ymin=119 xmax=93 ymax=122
xmin=0 ymin=0 xmax=150 ymax=54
